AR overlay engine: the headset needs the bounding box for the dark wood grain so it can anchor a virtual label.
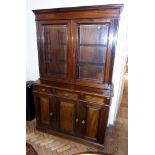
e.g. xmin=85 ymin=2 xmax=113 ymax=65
xmin=38 ymin=20 xmax=70 ymax=79
xmin=32 ymin=4 xmax=123 ymax=148
xmin=33 ymin=80 xmax=113 ymax=98
xmin=33 ymin=4 xmax=123 ymax=21
xmin=60 ymin=101 xmax=75 ymax=133
xmin=55 ymin=97 xmax=76 ymax=135
xmin=49 ymin=96 xmax=56 ymax=129
xmin=97 ymin=105 xmax=109 ymax=144
xmin=73 ymin=18 xmax=112 ymax=85
xmin=33 ymin=93 xmax=49 ymax=127
xmin=32 ymin=4 xmax=123 ymax=14
xmin=86 ymin=107 xmax=100 ymax=140
xmin=103 ymin=19 xmax=114 ymax=83
xmin=34 ymin=6 xmax=122 ymax=88
xmin=108 ymin=19 xmax=119 ymax=82
xmin=33 ymin=93 xmax=41 ymax=127
xmin=76 ymin=101 xmax=87 ymax=137
xmin=77 ymin=100 xmax=107 ymax=143
xmin=55 ymin=89 xmax=78 ymax=100
xmin=40 ymin=96 xmax=49 ymax=125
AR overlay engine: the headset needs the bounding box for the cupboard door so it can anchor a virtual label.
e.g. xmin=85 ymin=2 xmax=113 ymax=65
xmin=37 ymin=20 xmax=72 ymax=81
xmin=73 ymin=19 xmax=113 ymax=84
xmin=55 ymin=98 xmax=76 ymax=135
xmin=33 ymin=93 xmax=56 ymax=129
xmin=76 ymin=101 xmax=109 ymax=144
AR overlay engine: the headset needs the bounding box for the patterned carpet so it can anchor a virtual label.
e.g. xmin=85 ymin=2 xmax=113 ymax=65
xmin=26 ymin=79 xmax=128 ymax=155
xmin=27 ymin=122 xmax=99 ymax=155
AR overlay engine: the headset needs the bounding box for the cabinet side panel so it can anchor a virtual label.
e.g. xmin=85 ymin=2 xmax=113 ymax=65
xmin=109 ymin=19 xmax=119 ymax=82
xmin=98 ymin=105 xmax=109 ymax=144
xmin=36 ymin=22 xmax=43 ymax=77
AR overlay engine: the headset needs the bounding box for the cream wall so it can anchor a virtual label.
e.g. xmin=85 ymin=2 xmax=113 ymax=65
xmin=26 ymin=0 xmax=128 ymax=125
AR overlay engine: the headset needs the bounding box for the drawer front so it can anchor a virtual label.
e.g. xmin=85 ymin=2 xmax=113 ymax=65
xmin=55 ymin=89 xmax=78 ymax=101
xmin=33 ymin=85 xmax=52 ymax=94
xmin=80 ymin=94 xmax=105 ymax=103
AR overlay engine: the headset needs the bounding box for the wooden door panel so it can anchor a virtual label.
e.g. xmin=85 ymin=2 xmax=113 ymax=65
xmin=33 ymin=92 xmax=57 ymax=129
xmin=37 ymin=20 xmax=73 ymax=81
xmin=86 ymin=107 xmax=99 ymax=140
xmin=40 ymin=96 xmax=50 ymax=125
xmin=77 ymin=101 xmax=109 ymax=143
xmin=33 ymin=94 xmax=41 ymax=126
xmin=75 ymin=101 xmax=86 ymax=137
xmin=59 ymin=100 xmax=76 ymax=134
xmin=49 ymin=96 xmax=56 ymax=129
xmin=73 ymin=19 xmax=111 ymax=83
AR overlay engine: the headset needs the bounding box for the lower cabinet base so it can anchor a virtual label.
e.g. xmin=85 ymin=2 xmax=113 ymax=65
xmin=36 ymin=125 xmax=105 ymax=149
xmin=33 ymin=83 xmax=111 ymax=150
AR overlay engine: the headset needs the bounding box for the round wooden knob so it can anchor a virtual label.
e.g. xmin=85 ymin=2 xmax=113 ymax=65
xmin=75 ymin=118 xmax=79 ymax=123
xmin=81 ymin=120 xmax=85 ymax=124
xmin=49 ymin=112 xmax=53 ymax=116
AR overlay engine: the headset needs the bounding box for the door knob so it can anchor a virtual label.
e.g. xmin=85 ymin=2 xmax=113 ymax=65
xmin=75 ymin=118 xmax=79 ymax=123
xmin=49 ymin=112 xmax=53 ymax=116
xmin=81 ymin=120 xmax=85 ymax=124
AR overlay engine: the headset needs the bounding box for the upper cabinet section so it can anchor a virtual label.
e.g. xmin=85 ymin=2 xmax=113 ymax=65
xmin=33 ymin=4 xmax=123 ymax=88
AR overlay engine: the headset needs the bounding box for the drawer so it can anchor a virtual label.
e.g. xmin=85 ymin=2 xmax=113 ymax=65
xmin=33 ymin=85 xmax=52 ymax=93
xmin=55 ymin=89 xmax=78 ymax=100
xmin=80 ymin=95 xmax=105 ymax=103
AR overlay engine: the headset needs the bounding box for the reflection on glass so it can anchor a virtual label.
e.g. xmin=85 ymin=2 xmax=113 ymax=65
xmin=77 ymin=24 xmax=109 ymax=82
xmin=47 ymin=45 xmax=67 ymax=61
xmin=44 ymin=25 xmax=68 ymax=77
xmin=79 ymin=65 xmax=104 ymax=82
xmin=80 ymin=24 xmax=109 ymax=45
xmin=47 ymin=63 xmax=67 ymax=77
xmin=79 ymin=46 xmax=106 ymax=64
xmin=44 ymin=25 xmax=67 ymax=61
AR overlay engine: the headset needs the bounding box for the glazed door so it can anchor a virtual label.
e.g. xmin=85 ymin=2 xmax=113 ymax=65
xmin=37 ymin=20 xmax=72 ymax=82
xmin=33 ymin=93 xmax=56 ymax=129
xmin=73 ymin=19 xmax=114 ymax=86
xmin=55 ymin=97 xmax=76 ymax=135
xmin=76 ymin=101 xmax=109 ymax=144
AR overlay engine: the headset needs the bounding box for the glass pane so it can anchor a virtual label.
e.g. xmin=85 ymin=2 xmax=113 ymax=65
xmin=44 ymin=25 xmax=67 ymax=61
xmin=46 ymin=62 xmax=67 ymax=77
xmin=44 ymin=25 xmax=68 ymax=77
xmin=47 ymin=45 xmax=67 ymax=61
xmin=79 ymin=46 xmax=106 ymax=64
xmin=77 ymin=24 xmax=108 ymax=82
xmin=78 ymin=65 xmax=104 ymax=82
xmin=80 ymin=24 xmax=109 ymax=45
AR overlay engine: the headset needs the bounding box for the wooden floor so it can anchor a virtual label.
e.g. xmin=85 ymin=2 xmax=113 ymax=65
xmin=26 ymin=78 xmax=128 ymax=155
